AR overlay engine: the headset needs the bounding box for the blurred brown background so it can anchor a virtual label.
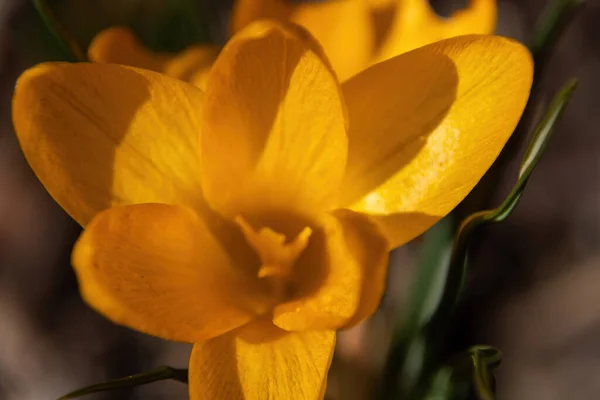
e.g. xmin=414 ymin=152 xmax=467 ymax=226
xmin=0 ymin=0 xmax=598 ymax=399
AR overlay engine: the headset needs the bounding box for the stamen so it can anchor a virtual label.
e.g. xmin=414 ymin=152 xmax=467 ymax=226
xmin=235 ymin=216 xmax=312 ymax=279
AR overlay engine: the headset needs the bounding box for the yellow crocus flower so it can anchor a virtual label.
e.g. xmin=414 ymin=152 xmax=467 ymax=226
xmin=12 ymin=20 xmax=531 ymax=400
xmin=88 ymin=26 xmax=219 ymax=88
xmin=232 ymin=0 xmax=496 ymax=80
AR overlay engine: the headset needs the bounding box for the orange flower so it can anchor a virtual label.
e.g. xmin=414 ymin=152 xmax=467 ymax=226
xmin=13 ymin=20 xmax=530 ymax=399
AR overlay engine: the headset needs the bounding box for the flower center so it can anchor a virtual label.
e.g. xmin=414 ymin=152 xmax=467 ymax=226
xmin=235 ymin=216 xmax=312 ymax=299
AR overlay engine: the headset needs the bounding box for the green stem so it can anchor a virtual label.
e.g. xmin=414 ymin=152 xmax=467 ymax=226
xmin=57 ymin=366 xmax=188 ymax=399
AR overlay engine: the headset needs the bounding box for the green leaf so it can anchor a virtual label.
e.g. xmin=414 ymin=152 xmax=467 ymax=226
xmin=382 ymin=218 xmax=454 ymax=399
xmin=421 ymin=346 xmax=501 ymax=400
xmin=424 ymin=368 xmax=454 ymax=400
xmin=470 ymin=347 xmax=500 ymax=400
xmin=468 ymin=346 xmax=502 ymax=372
xmin=32 ymin=0 xmax=86 ymax=62
xmin=57 ymin=366 xmax=188 ymax=399
xmin=519 ymin=79 xmax=578 ymax=181
xmin=529 ymin=0 xmax=586 ymax=64
xmin=398 ymin=217 xmax=455 ymax=340
xmin=439 ymin=346 xmax=501 ymax=400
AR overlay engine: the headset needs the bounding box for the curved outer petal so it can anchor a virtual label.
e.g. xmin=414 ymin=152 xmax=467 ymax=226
xmin=72 ymin=204 xmax=267 ymax=342
xmin=273 ymin=209 xmax=389 ymax=331
xmin=189 ymin=319 xmax=335 ymax=400
xmin=375 ymin=0 xmax=496 ymax=63
xmin=88 ymin=26 xmax=171 ymax=71
xmin=341 ymin=35 xmax=533 ymax=247
xmin=201 ymin=20 xmax=348 ymax=218
xmin=12 ymin=62 xmax=206 ymax=226
xmin=231 ymin=0 xmax=375 ymax=81
xmin=88 ymin=26 xmax=218 ymax=83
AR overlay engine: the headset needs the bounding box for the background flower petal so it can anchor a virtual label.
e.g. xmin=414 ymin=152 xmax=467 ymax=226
xmin=72 ymin=203 xmax=265 ymax=343
xmin=88 ymin=26 xmax=171 ymax=71
xmin=231 ymin=0 xmax=375 ymax=81
xmin=341 ymin=35 xmax=533 ymax=247
xmin=375 ymin=0 xmax=497 ymax=63
xmin=273 ymin=209 xmax=389 ymax=331
xmin=12 ymin=62 xmax=206 ymax=226
xmin=201 ymin=20 xmax=348 ymax=218
xmin=290 ymin=0 xmax=375 ymax=81
xmin=230 ymin=0 xmax=291 ymax=34
xmin=89 ymin=26 xmax=218 ymax=83
xmin=163 ymin=44 xmax=219 ymax=82
xmin=189 ymin=319 xmax=335 ymax=400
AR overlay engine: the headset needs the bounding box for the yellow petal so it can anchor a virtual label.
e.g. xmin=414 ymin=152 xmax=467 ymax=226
xmin=273 ymin=209 xmax=389 ymax=331
xmin=375 ymin=0 xmax=496 ymax=63
xmin=189 ymin=319 xmax=335 ymax=400
xmin=201 ymin=20 xmax=348 ymax=218
xmin=12 ymin=62 xmax=206 ymax=226
xmin=72 ymin=203 xmax=265 ymax=343
xmin=88 ymin=26 xmax=170 ymax=72
xmin=341 ymin=35 xmax=532 ymax=247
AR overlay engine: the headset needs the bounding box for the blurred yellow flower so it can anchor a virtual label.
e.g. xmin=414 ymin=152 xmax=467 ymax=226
xmin=13 ymin=19 xmax=530 ymax=400
xmin=91 ymin=0 xmax=495 ymax=85
xmin=88 ymin=26 xmax=219 ymax=89
xmin=232 ymin=0 xmax=496 ymax=80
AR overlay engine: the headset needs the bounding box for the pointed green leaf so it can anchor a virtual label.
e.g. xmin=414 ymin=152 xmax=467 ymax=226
xmin=469 ymin=346 xmax=502 ymax=371
xmin=435 ymin=346 xmax=501 ymax=400
xmin=519 ymin=79 xmax=578 ymax=180
xmin=420 ymin=346 xmax=501 ymax=400
xmin=470 ymin=347 xmax=499 ymax=400
xmin=57 ymin=366 xmax=188 ymax=399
